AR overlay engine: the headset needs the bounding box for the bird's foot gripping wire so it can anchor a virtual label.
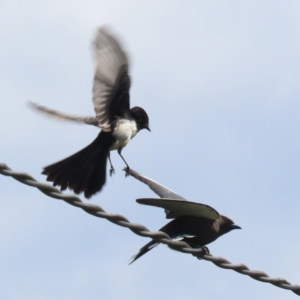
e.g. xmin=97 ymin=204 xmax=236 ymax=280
xmin=123 ymin=166 xmax=130 ymax=177
xmin=109 ymin=166 xmax=115 ymax=177
xmin=196 ymin=246 xmax=210 ymax=260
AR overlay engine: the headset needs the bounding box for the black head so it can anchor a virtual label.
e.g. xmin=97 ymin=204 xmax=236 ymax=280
xmin=218 ymin=215 xmax=241 ymax=235
xmin=130 ymin=106 xmax=150 ymax=131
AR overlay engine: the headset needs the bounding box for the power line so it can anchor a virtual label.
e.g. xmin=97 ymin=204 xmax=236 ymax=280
xmin=1 ymin=162 xmax=299 ymax=296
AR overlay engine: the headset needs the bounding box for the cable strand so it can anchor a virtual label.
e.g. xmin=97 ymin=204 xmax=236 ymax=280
xmin=1 ymin=162 xmax=299 ymax=296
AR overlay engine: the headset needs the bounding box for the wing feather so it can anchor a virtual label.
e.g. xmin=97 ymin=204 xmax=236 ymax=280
xmin=137 ymin=198 xmax=220 ymax=220
xmin=29 ymin=102 xmax=98 ymax=126
xmin=92 ymin=27 xmax=130 ymax=131
xmin=128 ymin=169 xmax=186 ymax=200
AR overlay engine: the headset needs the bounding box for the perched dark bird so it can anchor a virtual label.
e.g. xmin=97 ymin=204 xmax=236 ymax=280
xmin=126 ymin=169 xmax=241 ymax=264
xmin=40 ymin=27 xmax=150 ymax=198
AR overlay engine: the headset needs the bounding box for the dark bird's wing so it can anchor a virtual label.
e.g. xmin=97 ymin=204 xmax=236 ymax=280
xmin=28 ymin=101 xmax=99 ymax=126
xmin=127 ymin=170 xmax=190 ymax=264
xmin=137 ymin=198 xmax=220 ymax=220
xmin=128 ymin=169 xmax=186 ymax=200
xmin=92 ymin=27 xmax=130 ymax=131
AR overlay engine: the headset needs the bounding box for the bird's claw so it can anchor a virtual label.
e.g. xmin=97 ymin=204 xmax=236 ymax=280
xmin=109 ymin=167 xmax=115 ymax=177
xmin=196 ymin=246 xmax=210 ymax=260
xmin=123 ymin=166 xmax=130 ymax=177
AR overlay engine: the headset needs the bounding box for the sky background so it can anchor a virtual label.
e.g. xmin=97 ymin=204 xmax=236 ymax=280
xmin=1 ymin=1 xmax=300 ymax=299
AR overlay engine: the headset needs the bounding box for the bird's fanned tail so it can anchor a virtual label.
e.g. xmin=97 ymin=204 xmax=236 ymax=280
xmin=42 ymin=131 xmax=115 ymax=198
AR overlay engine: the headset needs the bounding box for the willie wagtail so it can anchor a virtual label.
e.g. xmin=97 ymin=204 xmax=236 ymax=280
xmin=41 ymin=27 xmax=150 ymax=198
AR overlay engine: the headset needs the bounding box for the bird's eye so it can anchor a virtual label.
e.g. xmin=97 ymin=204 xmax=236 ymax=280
xmin=223 ymin=217 xmax=230 ymax=223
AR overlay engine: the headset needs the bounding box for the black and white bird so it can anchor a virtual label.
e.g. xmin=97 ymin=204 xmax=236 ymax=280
xmin=127 ymin=169 xmax=241 ymax=264
xmin=39 ymin=27 xmax=150 ymax=198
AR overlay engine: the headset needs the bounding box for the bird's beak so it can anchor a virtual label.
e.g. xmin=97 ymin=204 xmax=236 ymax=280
xmin=230 ymin=224 xmax=242 ymax=230
xmin=145 ymin=126 xmax=151 ymax=132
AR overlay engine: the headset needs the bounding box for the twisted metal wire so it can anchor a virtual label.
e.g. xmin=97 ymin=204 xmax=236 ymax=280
xmin=1 ymin=162 xmax=300 ymax=296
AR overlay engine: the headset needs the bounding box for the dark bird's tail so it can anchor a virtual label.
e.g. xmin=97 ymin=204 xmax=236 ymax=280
xmin=42 ymin=131 xmax=115 ymax=198
xmin=129 ymin=240 xmax=159 ymax=265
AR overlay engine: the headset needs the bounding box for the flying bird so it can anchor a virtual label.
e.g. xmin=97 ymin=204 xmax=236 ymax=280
xmin=40 ymin=27 xmax=150 ymax=198
xmin=126 ymin=169 xmax=241 ymax=264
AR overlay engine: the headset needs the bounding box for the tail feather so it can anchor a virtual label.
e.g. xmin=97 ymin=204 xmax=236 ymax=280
xmin=129 ymin=218 xmax=193 ymax=264
xmin=72 ymin=151 xmax=107 ymax=197
xmin=42 ymin=131 xmax=115 ymax=198
xmin=129 ymin=240 xmax=159 ymax=265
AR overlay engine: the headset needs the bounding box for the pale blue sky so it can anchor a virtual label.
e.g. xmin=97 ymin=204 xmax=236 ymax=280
xmin=1 ymin=1 xmax=300 ymax=299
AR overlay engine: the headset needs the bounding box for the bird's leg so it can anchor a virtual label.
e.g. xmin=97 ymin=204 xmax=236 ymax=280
xmin=196 ymin=246 xmax=210 ymax=260
xmin=118 ymin=148 xmax=130 ymax=177
xmin=108 ymin=153 xmax=115 ymax=176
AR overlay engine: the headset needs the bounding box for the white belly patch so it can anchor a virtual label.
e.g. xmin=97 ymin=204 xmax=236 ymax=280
xmin=111 ymin=119 xmax=138 ymax=150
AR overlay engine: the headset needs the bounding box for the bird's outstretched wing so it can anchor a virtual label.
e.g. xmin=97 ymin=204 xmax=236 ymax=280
xmin=127 ymin=169 xmax=186 ymax=200
xmin=29 ymin=102 xmax=99 ymax=126
xmin=92 ymin=27 xmax=130 ymax=131
xmin=137 ymin=198 xmax=220 ymax=220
